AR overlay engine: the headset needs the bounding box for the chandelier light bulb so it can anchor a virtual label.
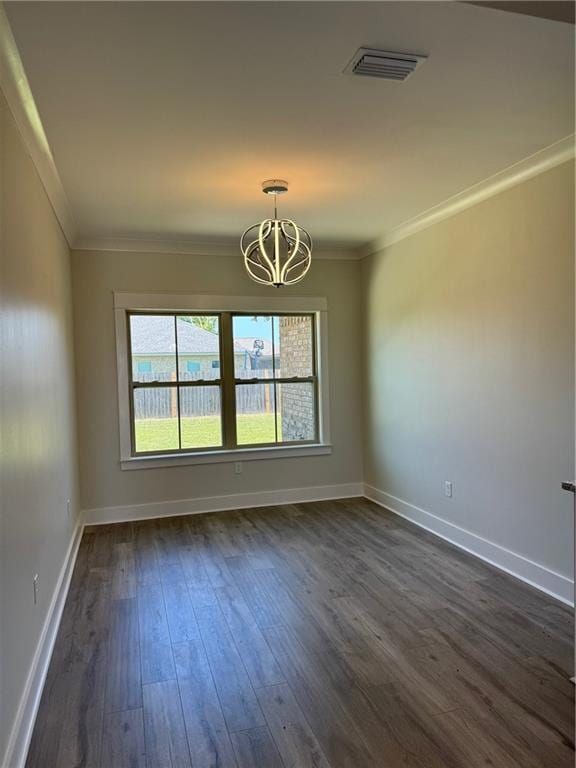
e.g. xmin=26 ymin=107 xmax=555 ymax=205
xmin=241 ymin=180 xmax=312 ymax=287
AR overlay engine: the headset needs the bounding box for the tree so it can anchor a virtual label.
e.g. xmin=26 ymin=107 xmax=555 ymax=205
xmin=180 ymin=316 xmax=217 ymax=333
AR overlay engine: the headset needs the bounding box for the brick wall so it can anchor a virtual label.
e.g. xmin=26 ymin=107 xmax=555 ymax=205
xmin=278 ymin=317 xmax=315 ymax=441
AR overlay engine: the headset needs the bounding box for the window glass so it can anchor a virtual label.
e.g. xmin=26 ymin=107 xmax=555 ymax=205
xmin=177 ymin=315 xmax=220 ymax=381
xmin=276 ymin=382 xmax=316 ymax=442
xmin=180 ymin=386 xmax=222 ymax=449
xmin=274 ymin=316 xmax=314 ymax=378
xmin=133 ymin=387 xmax=179 ymax=452
xmin=235 ymin=382 xmax=276 ymax=444
xmin=233 ymin=315 xmax=276 ymax=380
xmin=130 ymin=315 xmax=176 ymax=382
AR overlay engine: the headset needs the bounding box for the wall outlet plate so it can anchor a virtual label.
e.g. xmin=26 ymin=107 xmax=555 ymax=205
xmin=234 ymin=462 xmax=243 ymax=475
xmin=444 ymin=481 xmax=453 ymax=498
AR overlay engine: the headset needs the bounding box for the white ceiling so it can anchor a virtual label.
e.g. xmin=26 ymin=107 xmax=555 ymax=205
xmin=5 ymin=1 xmax=575 ymax=249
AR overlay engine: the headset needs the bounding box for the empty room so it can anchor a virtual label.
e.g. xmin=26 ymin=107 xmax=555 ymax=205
xmin=0 ymin=1 xmax=574 ymax=767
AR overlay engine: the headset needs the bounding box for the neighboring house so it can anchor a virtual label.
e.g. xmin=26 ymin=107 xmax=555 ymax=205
xmin=130 ymin=315 xmax=278 ymax=378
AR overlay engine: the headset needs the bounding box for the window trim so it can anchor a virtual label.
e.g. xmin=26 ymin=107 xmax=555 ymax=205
xmin=114 ymin=293 xmax=331 ymax=468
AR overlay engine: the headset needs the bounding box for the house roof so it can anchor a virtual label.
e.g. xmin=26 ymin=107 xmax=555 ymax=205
xmin=130 ymin=315 xmax=273 ymax=357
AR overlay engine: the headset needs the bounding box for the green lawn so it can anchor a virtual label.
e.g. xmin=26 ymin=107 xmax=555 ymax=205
xmin=134 ymin=413 xmax=280 ymax=452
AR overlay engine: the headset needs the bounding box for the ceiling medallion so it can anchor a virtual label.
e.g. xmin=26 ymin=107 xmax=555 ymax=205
xmin=241 ymin=179 xmax=312 ymax=287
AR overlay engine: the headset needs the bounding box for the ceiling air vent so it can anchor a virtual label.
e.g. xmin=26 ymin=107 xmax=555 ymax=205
xmin=344 ymin=48 xmax=427 ymax=81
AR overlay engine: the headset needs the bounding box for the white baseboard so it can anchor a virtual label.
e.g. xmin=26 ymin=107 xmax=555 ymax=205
xmin=364 ymin=484 xmax=574 ymax=607
xmin=2 ymin=519 xmax=84 ymax=768
xmin=83 ymin=483 xmax=365 ymax=525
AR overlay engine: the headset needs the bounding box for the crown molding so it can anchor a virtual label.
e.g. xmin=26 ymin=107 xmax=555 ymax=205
xmin=72 ymin=235 xmax=365 ymax=261
xmin=0 ymin=4 xmax=76 ymax=245
xmin=362 ymin=134 xmax=575 ymax=258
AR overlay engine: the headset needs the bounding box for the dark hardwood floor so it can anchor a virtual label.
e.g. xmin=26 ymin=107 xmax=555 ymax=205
xmin=27 ymin=498 xmax=574 ymax=768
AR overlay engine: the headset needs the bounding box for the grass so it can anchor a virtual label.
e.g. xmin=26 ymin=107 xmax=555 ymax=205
xmin=134 ymin=413 xmax=280 ymax=452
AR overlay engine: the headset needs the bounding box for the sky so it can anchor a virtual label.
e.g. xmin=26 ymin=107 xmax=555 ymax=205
xmin=233 ymin=315 xmax=274 ymax=341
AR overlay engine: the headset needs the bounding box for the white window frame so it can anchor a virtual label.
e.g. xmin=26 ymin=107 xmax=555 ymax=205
xmin=114 ymin=292 xmax=332 ymax=470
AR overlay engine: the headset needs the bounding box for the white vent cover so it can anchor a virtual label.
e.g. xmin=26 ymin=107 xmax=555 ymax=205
xmin=344 ymin=48 xmax=427 ymax=81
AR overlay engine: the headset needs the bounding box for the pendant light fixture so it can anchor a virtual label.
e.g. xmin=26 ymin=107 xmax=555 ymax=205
xmin=241 ymin=180 xmax=312 ymax=287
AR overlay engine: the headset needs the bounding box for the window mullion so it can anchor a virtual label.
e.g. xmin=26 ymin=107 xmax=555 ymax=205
xmin=127 ymin=311 xmax=137 ymax=456
xmin=220 ymin=312 xmax=237 ymax=449
xmin=312 ymin=313 xmax=319 ymax=442
xmin=174 ymin=314 xmax=182 ymax=450
xmin=271 ymin=315 xmax=278 ymax=444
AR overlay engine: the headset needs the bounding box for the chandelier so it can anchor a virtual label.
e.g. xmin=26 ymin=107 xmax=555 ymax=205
xmin=241 ymin=180 xmax=312 ymax=287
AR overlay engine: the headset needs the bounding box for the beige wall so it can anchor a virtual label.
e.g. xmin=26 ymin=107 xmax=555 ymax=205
xmin=0 ymin=91 xmax=78 ymax=762
xmin=71 ymin=250 xmax=363 ymax=512
xmin=362 ymin=161 xmax=575 ymax=580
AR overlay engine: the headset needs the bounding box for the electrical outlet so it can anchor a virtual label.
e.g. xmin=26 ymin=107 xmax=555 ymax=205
xmin=67 ymin=499 xmax=71 ymax=520
xmin=444 ymin=481 xmax=453 ymax=498
xmin=234 ymin=462 xmax=243 ymax=475
xmin=33 ymin=574 xmax=39 ymax=605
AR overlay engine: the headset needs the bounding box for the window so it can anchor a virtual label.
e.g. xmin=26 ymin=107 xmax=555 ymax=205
xmin=129 ymin=314 xmax=222 ymax=453
xmin=233 ymin=315 xmax=316 ymax=445
xmin=115 ymin=294 xmax=330 ymax=467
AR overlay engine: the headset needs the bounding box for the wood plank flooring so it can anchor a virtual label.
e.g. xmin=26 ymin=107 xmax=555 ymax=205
xmin=27 ymin=498 xmax=574 ymax=767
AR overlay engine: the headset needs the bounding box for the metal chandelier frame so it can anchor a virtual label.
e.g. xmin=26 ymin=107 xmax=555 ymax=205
xmin=241 ymin=181 xmax=312 ymax=287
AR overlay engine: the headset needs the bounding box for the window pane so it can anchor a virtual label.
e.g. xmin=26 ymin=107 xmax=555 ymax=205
xmin=276 ymin=382 xmax=316 ymax=442
xmin=180 ymin=386 xmax=222 ymax=449
xmin=236 ymin=383 xmax=276 ymax=445
xmin=233 ymin=315 xmax=276 ymax=379
xmin=130 ymin=315 xmax=176 ymax=383
xmin=177 ymin=315 xmax=220 ymax=381
xmin=133 ymin=387 xmax=179 ymax=452
xmin=275 ymin=315 xmax=314 ymax=378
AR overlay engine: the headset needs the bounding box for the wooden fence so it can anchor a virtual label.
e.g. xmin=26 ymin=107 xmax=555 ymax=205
xmin=133 ymin=371 xmax=274 ymax=419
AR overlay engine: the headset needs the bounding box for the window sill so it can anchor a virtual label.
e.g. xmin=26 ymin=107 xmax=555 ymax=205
xmin=120 ymin=443 xmax=333 ymax=471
